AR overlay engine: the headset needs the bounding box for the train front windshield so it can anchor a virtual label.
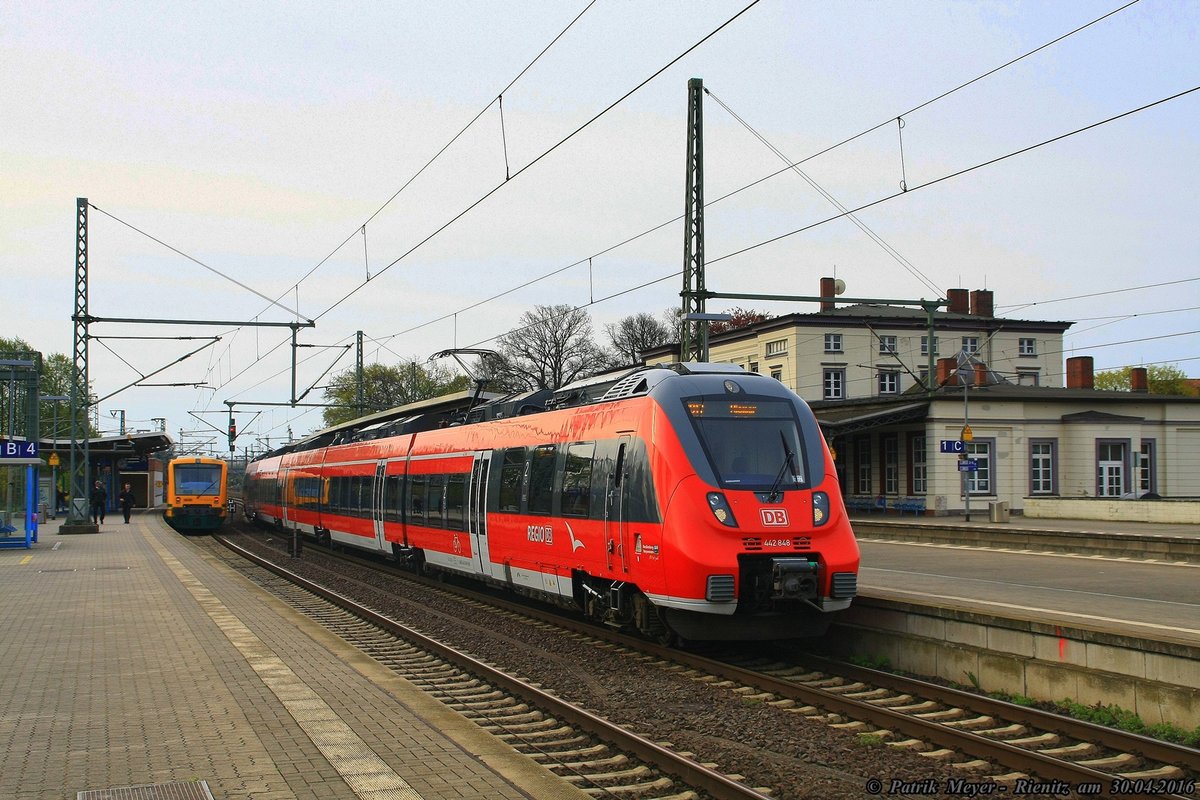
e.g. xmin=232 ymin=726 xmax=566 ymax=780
xmin=174 ymin=464 xmax=223 ymax=495
xmin=684 ymin=397 xmax=807 ymax=491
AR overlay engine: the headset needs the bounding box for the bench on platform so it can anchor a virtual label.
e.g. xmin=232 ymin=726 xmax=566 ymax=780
xmin=845 ymin=496 xmax=887 ymax=513
xmin=891 ymin=496 xmax=927 ymax=516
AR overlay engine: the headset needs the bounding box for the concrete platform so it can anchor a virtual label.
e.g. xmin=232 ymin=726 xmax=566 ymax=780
xmin=0 ymin=512 xmax=589 ymax=800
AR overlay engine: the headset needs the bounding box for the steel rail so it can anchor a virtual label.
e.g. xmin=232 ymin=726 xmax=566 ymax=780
xmin=215 ymin=534 xmax=773 ymax=800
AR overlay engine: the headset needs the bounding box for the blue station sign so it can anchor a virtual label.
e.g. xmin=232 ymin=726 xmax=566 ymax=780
xmin=957 ymin=459 xmax=979 ymax=472
xmin=940 ymin=439 xmax=966 ymax=454
xmin=0 ymin=439 xmax=39 ymax=459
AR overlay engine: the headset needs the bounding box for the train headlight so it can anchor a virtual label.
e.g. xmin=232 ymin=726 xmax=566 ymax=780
xmin=706 ymin=492 xmax=738 ymax=528
xmin=812 ymin=491 xmax=830 ymax=527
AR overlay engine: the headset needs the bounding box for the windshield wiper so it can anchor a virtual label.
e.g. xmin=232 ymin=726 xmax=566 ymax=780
xmin=766 ymin=432 xmax=798 ymax=502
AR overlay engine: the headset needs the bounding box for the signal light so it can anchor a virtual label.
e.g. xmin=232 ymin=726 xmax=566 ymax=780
xmin=228 ymin=418 xmax=237 ymax=450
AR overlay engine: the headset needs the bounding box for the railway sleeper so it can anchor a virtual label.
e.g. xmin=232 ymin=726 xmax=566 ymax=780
xmin=526 ymin=744 xmax=610 ymax=761
xmin=563 ymin=765 xmax=651 ymax=785
xmin=1039 ymin=741 xmax=1097 ymax=757
xmin=1006 ymin=732 xmax=1060 ymax=746
xmin=1118 ymin=765 xmax=1185 ymax=780
xmin=546 ymin=754 xmax=629 ymax=771
xmin=579 ymin=776 xmax=676 ymax=796
xmin=1077 ymin=752 xmax=1140 ymax=769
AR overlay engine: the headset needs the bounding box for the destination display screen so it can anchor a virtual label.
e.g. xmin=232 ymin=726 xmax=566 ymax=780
xmin=685 ymin=398 xmax=793 ymax=419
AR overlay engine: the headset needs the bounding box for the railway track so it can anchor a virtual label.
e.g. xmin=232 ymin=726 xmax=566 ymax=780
xmin=211 ymin=532 xmax=774 ymax=800
xmin=216 ymin=520 xmax=1200 ymax=798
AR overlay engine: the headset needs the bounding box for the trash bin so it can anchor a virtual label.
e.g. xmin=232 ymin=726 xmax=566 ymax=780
xmin=988 ymin=501 xmax=1010 ymax=523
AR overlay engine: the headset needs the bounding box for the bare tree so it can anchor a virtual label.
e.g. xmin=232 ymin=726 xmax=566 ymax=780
xmin=494 ymin=304 xmax=602 ymax=390
xmin=604 ymin=312 xmax=671 ymax=365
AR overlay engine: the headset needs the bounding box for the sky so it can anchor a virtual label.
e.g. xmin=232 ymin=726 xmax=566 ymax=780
xmin=2 ymin=0 xmax=1197 ymax=453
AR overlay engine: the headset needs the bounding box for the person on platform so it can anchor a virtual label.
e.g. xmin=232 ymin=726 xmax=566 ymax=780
xmin=56 ymin=487 xmax=68 ymax=514
xmin=118 ymin=483 xmax=136 ymax=524
xmin=89 ymin=480 xmax=107 ymax=525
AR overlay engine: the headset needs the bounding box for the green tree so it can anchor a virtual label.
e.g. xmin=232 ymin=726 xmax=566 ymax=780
xmin=1094 ymin=364 xmax=1193 ymax=395
xmin=320 ymin=360 xmax=469 ymax=427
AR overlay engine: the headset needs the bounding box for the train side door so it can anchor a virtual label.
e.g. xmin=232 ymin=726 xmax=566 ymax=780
xmin=604 ymin=435 xmax=631 ymax=573
xmin=372 ymin=461 xmax=387 ymax=552
xmin=468 ymin=452 xmax=491 ymax=575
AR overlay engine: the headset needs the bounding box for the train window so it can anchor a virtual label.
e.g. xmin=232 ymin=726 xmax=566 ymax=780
xmin=409 ymin=475 xmax=427 ymax=525
xmin=561 ymin=443 xmax=595 ymax=518
xmin=352 ymin=476 xmax=367 ymax=516
xmin=445 ymin=474 xmax=465 ymax=530
xmin=527 ymin=445 xmax=557 ymax=516
xmin=427 ymin=475 xmax=445 ymax=528
xmin=684 ymin=396 xmax=808 ymax=491
xmin=384 ymin=475 xmax=402 ymax=523
xmin=498 ymin=449 xmax=525 ymax=512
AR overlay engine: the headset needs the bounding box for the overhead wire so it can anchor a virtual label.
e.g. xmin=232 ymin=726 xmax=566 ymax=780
xmin=312 ymin=0 xmax=764 ymax=322
xmin=451 ymin=86 xmax=1199 ymax=355
xmin=372 ymin=0 xmax=1147 ymax=352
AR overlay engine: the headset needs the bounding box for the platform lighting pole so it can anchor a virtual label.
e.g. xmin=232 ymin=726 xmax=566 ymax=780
xmin=681 ymin=78 xmax=706 ymax=363
xmin=962 ymin=370 xmax=971 ymax=522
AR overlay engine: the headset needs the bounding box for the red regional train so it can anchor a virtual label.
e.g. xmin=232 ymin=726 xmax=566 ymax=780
xmin=243 ymin=363 xmax=859 ymax=642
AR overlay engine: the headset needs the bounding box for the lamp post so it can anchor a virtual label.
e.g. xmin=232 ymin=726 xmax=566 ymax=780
xmin=683 ymin=312 xmax=733 ymax=362
xmin=43 ymin=395 xmax=69 ymax=518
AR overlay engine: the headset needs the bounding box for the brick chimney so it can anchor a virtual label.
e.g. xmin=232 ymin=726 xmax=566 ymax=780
xmin=970 ymin=289 xmax=994 ymax=318
xmin=1066 ymin=356 xmax=1094 ymax=389
xmin=820 ymin=277 xmax=836 ymax=312
xmin=937 ymin=357 xmax=958 ymax=386
xmin=1131 ymin=367 xmax=1149 ymax=393
xmin=974 ymin=364 xmax=988 ymax=387
xmin=946 ymin=288 xmax=969 ymax=315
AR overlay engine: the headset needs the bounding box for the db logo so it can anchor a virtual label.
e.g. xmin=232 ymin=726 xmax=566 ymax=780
xmin=760 ymin=508 xmax=789 ymax=526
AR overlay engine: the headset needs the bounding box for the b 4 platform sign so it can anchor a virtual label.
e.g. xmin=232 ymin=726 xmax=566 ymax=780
xmin=0 ymin=439 xmax=39 ymax=459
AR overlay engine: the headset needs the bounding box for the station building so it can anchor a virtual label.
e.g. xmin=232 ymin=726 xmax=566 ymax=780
xmin=643 ymin=284 xmax=1200 ymax=519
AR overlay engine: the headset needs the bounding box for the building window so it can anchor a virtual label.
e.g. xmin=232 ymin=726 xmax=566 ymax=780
xmin=748 ymin=361 xmax=759 ymax=373
xmin=1137 ymin=440 xmax=1156 ymax=494
xmin=824 ymin=333 xmax=843 ymax=353
xmin=823 ymin=369 xmax=845 ymax=400
xmin=1030 ymin=440 xmax=1056 ymax=495
xmin=966 ymin=440 xmax=992 ymax=495
xmin=910 ymin=435 xmax=927 ymax=494
xmin=921 ymin=336 xmax=939 ymax=356
xmin=855 ymin=437 xmax=871 ymax=494
xmin=770 ymin=366 xmax=783 ymax=382
xmin=878 ymin=371 xmax=899 ymax=394
xmin=1097 ymin=440 xmax=1128 ymax=497
xmin=881 ymin=435 xmax=899 ymax=495
xmin=878 ymin=335 xmax=897 ymax=355
xmin=1017 ymin=369 xmax=1040 ymax=386
xmin=918 ymin=367 xmax=930 ymax=387
xmin=1019 ymin=337 xmax=1036 ymax=356
xmin=765 ymin=339 xmax=788 ymax=357
xmin=962 ymin=336 xmax=979 ymax=354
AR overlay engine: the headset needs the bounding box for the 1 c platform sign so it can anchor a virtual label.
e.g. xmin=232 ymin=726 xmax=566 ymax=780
xmin=0 ymin=439 xmax=39 ymax=459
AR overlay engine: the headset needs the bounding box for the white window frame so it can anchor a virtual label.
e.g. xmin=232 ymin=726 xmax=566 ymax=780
xmin=1030 ymin=440 xmax=1056 ymax=495
xmin=878 ymin=335 xmax=897 ymax=355
xmin=878 ymin=371 xmax=899 ymax=395
xmin=966 ymin=440 xmax=993 ymax=496
xmin=921 ymin=336 xmax=939 ymax=356
xmin=823 ymin=368 xmax=845 ymax=400
xmin=824 ymin=333 xmax=843 ymax=353
xmin=765 ymin=339 xmax=788 ymax=357
xmin=1019 ymin=337 xmax=1036 ymax=356
xmin=910 ymin=435 xmax=927 ymax=494
xmin=962 ymin=336 xmax=980 ymax=354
